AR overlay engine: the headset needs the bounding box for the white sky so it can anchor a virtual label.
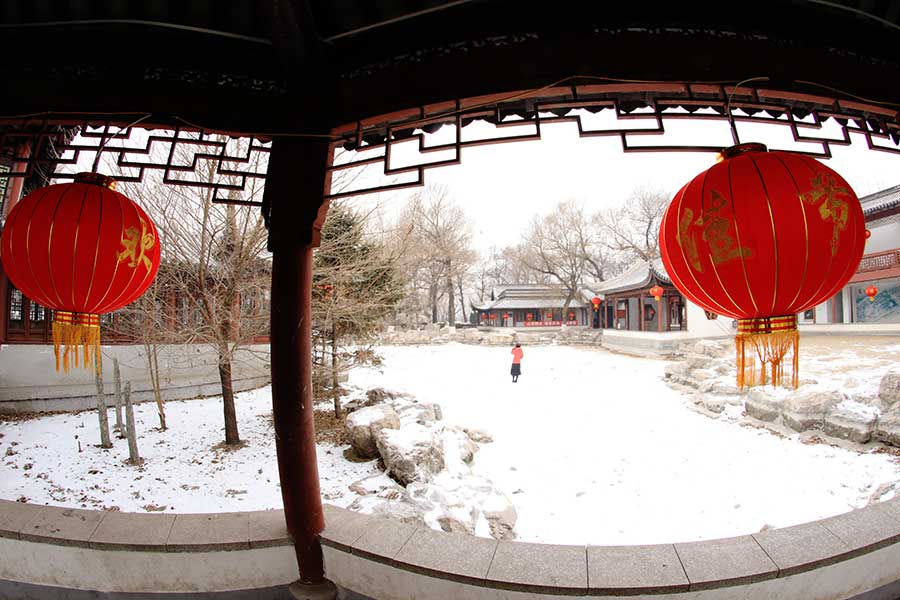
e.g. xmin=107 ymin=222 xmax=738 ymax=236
xmin=337 ymin=112 xmax=900 ymax=254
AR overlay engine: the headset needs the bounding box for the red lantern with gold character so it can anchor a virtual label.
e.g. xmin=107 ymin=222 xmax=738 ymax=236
xmin=866 ymin=285 xmax=878 ymax=302
xmin=660 ymin=143 xmax=865 ymax=389
xmin=649 ymin=285 xmax=664 ymax=302
xmin=1 ymin=173 xmax=161 ymax=372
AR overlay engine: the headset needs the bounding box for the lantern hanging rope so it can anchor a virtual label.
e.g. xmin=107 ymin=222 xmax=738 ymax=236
xmin=659 ymin=143 xmax=865 ymax=390
xmin=1 ymin=172 xmax=161 ymax=373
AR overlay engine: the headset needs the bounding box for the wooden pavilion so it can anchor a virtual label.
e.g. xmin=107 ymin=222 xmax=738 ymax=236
xmin=592 ymin=259 xmax=684 ymax=333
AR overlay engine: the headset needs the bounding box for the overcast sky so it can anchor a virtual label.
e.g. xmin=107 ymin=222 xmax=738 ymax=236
xmin=339 ymin=112 xmax=900 ymax=254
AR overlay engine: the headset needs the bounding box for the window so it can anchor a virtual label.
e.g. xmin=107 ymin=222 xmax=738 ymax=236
xmin=8 ymin=288 xmax=23 ymax=326
xmin=29 ymin=301 xmax=46 ymax=325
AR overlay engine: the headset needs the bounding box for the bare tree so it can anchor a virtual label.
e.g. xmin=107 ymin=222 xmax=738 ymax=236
xmin=518 ymin=200 xmax=600 ymax=312
xmin=400 ymin=184 xmax=475 ymax=325
xmin=93 ymin=365 xmax=112 ymax=449
xmin=596 ymin=185 xmax=669 ymax=262
xmin=118 ymin=137 xmax=270 ymax=447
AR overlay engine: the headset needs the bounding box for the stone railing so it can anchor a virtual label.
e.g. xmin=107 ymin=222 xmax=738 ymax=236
xmin=4 ymin=498 xmax=900 ymax=599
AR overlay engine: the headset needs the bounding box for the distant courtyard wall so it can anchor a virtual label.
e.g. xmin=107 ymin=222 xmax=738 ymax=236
xmin=0 ymin=343 xmax=270 ymax=413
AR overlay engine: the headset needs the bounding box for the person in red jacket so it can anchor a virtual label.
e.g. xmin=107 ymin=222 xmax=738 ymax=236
xmin=510 ymin=343 xmax=523 ymax=383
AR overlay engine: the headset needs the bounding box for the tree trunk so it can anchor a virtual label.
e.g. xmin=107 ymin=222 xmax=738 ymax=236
xmin=457 ymin=275 xmax=467 ymax=323
xmin=124 ymin=382 xmax=141 ymax=465
xmin=113 ymin=358 xmax=125 ymax=438
xmin=218 ymin=342 xmax=240 ymax=445
xmin=430 ymin=284 xmax=439 ymax=323
xmin=446 ymin=268 xmax=456 ymax=327
xmin=94 ymin=365 xmax=112 ymax=449
xmin=145 ymin=342 xmax=167 ymax=430
xmin=331 ymin=327 xmax=341 ymax=418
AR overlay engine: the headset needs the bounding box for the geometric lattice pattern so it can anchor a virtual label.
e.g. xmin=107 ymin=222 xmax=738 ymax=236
xmin=1 ymin=82 xmax=898 ymax=206
xmin=0 ymin=119 xmax=270 ymax=206
xmin=327 ymin=82 xmax=900 ymax=199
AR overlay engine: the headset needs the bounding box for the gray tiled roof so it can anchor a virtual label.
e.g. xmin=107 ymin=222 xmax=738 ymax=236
xmin=860 ymin=184 xmax=900 ymax=217
xmin=473 ymin=285 xmax=594 ymax=311
xmin=591 ymin=258 xmax=670 ymax=295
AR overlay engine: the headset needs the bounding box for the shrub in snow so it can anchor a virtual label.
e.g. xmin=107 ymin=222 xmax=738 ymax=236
xmin=344 ymin=404 xmax=400 ymax=459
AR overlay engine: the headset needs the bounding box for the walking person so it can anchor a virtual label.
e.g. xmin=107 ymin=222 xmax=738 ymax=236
xmin=510 ymin=343 xmax=523 ymax=383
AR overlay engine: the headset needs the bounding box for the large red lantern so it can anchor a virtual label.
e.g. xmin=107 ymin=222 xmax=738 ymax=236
xmin=1 ymin=172 xmax=161 ymax=372
xmin=660 ymin=143 xmax=865 ymax=389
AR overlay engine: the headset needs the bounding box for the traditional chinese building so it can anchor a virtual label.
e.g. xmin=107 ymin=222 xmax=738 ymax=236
xmin=800 ymin=184 xmax=900 ymax=325
xmin=472 ymin=284 xmax=595 ymax=328
xmin=591 ymin=259 xmax=684 ymax=332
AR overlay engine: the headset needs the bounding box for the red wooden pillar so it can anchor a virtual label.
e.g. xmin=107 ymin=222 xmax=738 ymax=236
xmin=639 ymin=293 xmax=645 ymax=332
xmin=0 ymin=264 xmax=8 ymax=344
xmin=265 ymin=136 xmax=334 ymax=591
xmin=0 ymin=142 xmax=32 ymax=344
xmin=658 ymin=294 xmax=663 ymax=333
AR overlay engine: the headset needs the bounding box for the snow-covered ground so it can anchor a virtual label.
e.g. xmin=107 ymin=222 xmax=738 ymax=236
xmin=0 ymin=386 xmax=379 ymax=514
xmin=2 ymin=339 xmax=900 ymax=545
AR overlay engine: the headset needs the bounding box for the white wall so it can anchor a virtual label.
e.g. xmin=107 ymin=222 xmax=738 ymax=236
xmin=686 ymin=301 xmax=734 ymax=339
xmin=867 ymin=216 xmax=900 ymax=254
xmin=0 ymin=343 xmax=270 ymax=412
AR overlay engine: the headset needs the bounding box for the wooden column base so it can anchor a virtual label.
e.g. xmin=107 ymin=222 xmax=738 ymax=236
xmin=288 ymin=579 xmax=337 ymax=600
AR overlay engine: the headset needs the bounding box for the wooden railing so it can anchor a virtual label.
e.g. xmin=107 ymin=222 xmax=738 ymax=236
xmin=857 ymin=249 xmax=900 ymax=273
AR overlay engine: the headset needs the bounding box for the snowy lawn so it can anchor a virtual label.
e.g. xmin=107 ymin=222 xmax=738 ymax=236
xmin=0 ymin=386 xmax=379 ymax=514
xmin=347 ymin=342 xmax=900 ymax=544
xmin=2 ymin=338 xmax=900 ymax=545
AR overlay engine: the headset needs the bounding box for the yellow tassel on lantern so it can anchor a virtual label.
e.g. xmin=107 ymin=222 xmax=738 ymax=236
xmin=52 ymin=311 xmax=102 ymax=374
xmin=735 ymin=315 xmax=799 ymax=389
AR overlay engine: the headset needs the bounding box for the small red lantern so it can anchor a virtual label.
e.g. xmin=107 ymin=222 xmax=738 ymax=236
xmin=546 ymin=312 xmax=553 ymax=320
xmin=865 ymin=229 xmax=871 ymax=240
xmin=567 ymin=311 xmax=575 ymax=319
xmin=480 ymin=313 xmax=487 ymax=321
xmin=660 ymin=143 xmax=865 ymax=389
xmin=503 ymin=313 xmax=509 ymax=319
xmin=526 ymin=313 xmax=533 ymax=321
xmin=1 ymin=173 xmax=161 ymax=372
xmin=649 ymin=285 xmax=664 ymax=302
xmin=591 ymin=296 xmax=601 ymax=309
xmin=866 ymin=285 xmax=878 ymax=302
